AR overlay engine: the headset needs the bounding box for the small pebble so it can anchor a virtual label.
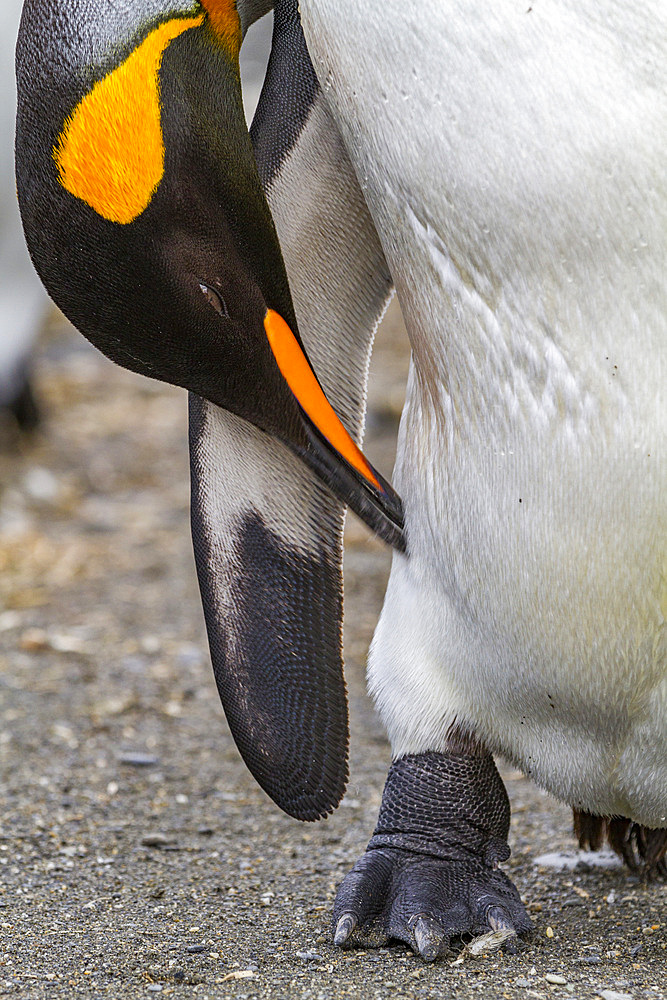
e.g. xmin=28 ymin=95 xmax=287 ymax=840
xmin=545 ymin=974 xmax=568 ymax=985
xmin=296 ymin=951 xmax=324 ymax=962
xmin=19 ymin=628 xmax=49 ymax=652
xmin=515 ymin=978 xmax=532 ymax=988
xmin=598 ymin=992 xmax=633 ymax=1000
xmin=50 ymin=632 xmax=89 ymax=655
xmin=119 ymin=752 xmax=159 ymax=767
xmin=141 ymin=834 xmax=172 ymax=848
xmin=146 ymin=987 xmax=162 ymax=994
xmin=139 ymin=635 xmax=162 ymax=654
xmin=24 ymin=467 xmax=59 ymax=502
xmin=185 ymin=945 xmax=205 ymax=954
xmin=546 ymin=926 xmax=555 ymax=938
xmin=0 ymin=611 xmax=22 ymax=631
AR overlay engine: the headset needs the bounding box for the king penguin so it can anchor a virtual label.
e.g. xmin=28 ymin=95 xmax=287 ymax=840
xmin=15 ymin=0 xmax=666 ymax=961
xmin=0 ymin=0 xmax=45 ymax=431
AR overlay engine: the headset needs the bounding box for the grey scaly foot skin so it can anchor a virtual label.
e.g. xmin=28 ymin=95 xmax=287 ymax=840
xmin=332 ymin=749 xmax=533 ymax=961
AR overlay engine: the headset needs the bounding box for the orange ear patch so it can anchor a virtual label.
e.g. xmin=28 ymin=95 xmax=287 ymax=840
xmin=54 ymin=15 xmax=203 ymax=224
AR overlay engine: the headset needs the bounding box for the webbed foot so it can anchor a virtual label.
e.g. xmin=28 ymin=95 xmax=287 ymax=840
xmin=332 ymin=750 xmax=532 ymax=960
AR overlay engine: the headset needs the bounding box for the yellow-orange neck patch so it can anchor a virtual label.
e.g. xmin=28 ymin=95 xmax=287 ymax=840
xmin=200 ymin=0 xmax=242 ymax=55
xmin=54 ymin=15 xmax=203 ymax=225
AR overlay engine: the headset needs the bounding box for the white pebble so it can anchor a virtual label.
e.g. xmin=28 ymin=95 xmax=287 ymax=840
xmin=24 ymin=467 xmax=59 ymax=502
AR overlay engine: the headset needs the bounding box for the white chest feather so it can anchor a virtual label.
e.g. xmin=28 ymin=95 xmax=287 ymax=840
xmin=301 ymin=0 xmax=667 ymax=824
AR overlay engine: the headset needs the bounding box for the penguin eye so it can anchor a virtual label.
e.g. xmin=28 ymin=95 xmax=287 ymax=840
xmin=199 ymin=282 xmax=229 ymax=319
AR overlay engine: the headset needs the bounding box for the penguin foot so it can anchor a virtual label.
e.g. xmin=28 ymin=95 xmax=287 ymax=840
xmin=332 ymin=750 xmax=532 ymax=960
xmin=332 ymin=847 xmax=531 ymax=959
xmin=573 ymin=810 xmax=667 ymax=877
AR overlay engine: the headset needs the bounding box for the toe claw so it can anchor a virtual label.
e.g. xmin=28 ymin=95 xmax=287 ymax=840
xmin=334 ymin=912 xmax=358 ymax=947
xmin=412 ymin=916 xmax=448 ymax=962
xmin=486 ymin=905 xmax=515 ymax=933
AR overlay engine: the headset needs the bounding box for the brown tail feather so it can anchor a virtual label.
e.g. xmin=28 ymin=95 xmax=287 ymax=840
xmin=573 ymin=810 xmax=667 ymax=877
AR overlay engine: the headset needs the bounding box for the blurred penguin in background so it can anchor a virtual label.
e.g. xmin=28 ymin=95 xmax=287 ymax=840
xmin=0 ymin=0 xmax=46 ymax=434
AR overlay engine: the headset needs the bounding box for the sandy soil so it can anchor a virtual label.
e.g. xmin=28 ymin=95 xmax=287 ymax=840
xmin=0 ymin=303 xmax=664 ymax=999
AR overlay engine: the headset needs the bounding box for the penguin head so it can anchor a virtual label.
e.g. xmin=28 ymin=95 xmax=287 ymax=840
xmin=16 ymin=0 xmax=404 ymax=546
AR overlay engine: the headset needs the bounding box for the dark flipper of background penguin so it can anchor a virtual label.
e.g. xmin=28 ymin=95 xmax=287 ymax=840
xmin=189 ymin=0 xmax=394 ymax=821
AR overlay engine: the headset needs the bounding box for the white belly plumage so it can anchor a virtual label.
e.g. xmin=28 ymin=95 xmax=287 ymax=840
xmin=300 ymin=0 xmax=667 ymax=825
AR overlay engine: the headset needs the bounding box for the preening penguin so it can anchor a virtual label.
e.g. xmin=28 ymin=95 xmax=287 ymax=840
xmin=15 ymin=0 xmax=666 ymax=962
xmin=16 ymin=0 xmax=402 ymax=822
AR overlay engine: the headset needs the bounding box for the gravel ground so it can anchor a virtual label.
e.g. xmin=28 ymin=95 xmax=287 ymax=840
xmin=0 ymin=304 xmax=664 ymax=999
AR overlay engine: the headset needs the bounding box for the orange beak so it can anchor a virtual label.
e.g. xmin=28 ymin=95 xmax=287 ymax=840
xmin=263 ymin=309 xmax=405 ymax=550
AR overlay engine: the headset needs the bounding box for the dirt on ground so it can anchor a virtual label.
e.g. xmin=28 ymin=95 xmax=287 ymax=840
xmin=0 ymin=303 xmax=664 ymax=999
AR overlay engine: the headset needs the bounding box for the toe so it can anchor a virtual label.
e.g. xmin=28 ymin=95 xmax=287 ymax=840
xmin=411 ymin=915 xmax=450 ymax=962
xmin=333 ymin=912 xmax=358 ymax=947
xmin=331 ymin=849 xmax=396 ymax=948
xmin=486 ymin=904 xmax=515 ymax=933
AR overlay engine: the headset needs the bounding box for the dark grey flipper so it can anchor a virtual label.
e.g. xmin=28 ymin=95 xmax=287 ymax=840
xmin=332 ymin=751 xmax=533 ymax=959
xmin=189 ymin=0 xmax=393 ymax=820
